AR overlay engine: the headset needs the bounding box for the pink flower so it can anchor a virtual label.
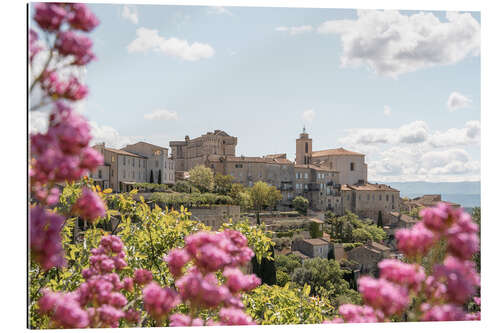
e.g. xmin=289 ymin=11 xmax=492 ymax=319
xmin=219 ymin=307 xmax=255 ymax=325
xmin=338 ymin=304 xmax=382 ymax=323
xmin=175 ymin=268 xmax=230 ymax=308
xmin=49 ymin=102 xmax=92 ymax=154
xmin=164 ymin=248 xmax=191 ymax=277
xmin=169 ymin=313 xmax=192 ymax=326
xmin=124 ymin=309 xmax=141 ymax=324
xmin=122 ymin=277 xmax=134 ymax=292
xmin=142 ymin=282 xmax=180 ymax=321
xmin=72 ymin=188 xmax=106 ymax=221
xmin=55 ymin=31 xmax=95 ymax=65
xmin=358 ymin=277 xmax=409 ymax=317
xmin=34 ymin=3 xmax=67 ymax=32
xmin=378 ymin=259 xmax=426 ymax=292
xmin=223 ymin=267 xmax=261 ymax=293
xmin=420 ymin=202 xmax=461 ymax=233
xmin=29 ymin=29 xmax=42 ymax=61
xmin=30 ymin=206 xmax=66 ymax=270
xmin=433 ymin=256 xmax=480 ymax=304
xmin=38 ymin=289 xmax=89 ymax=328
xmin=67 ymin=3 xmax=99 ymax=32
xmin=423 ymin=276 xmax=447 ymax=302
xmin=446 ymin=213 xmax=479 ymax=260
xmin=79 ymin=147 xmax=103 ymax=170
xmin=133 ymin=269 xmax=153 ymax=285
xmin=396 ymin=222 xmax=437 ymax=258
xmin=421 ymin=304 xmax=466 ymax=321
xmin=97 ymin=304 xmax=124 ymax=328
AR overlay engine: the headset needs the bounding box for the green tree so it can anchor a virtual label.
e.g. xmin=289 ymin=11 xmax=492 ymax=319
xmin=149 ymin=169 xmax=154 ymax=183
xmin=309 ymin=221 xmax=322 ymax=238
xmin=334 ymin=211 xmax=385 ymax=244
xmin=249 ymin=181 xmax=281 ymax=225
xmin=188 ymin=165 xmax=214 ymax=193
xmin=252 ymin=245 xmax=277 ymax=285
xmin=275 ymin=254 xmax=302 ymax=275
xmin=377 ymin=210 xmax=383 ymax=227
xmin=292 ymin=196 xmax=309 ymax=215
xmin=214 ymin=173 xmax=234 ymax=195
xmin=291 ymin=257 xmax=360 ymax=306
xmin=157 ymin=169 xmax=161 ymax=184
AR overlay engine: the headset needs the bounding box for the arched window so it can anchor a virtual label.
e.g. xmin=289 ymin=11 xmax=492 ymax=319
xmin=350 ymin=162 xmax=355 ymax=171
xmin=305 ymin=142 xmax=309 ymax=153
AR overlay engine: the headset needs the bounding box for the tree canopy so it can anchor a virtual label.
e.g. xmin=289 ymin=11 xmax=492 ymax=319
xmin=188 ymin=165 xmax=215 ymax=193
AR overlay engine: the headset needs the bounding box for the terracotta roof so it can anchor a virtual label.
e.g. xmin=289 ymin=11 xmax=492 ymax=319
xmin=368 ymin=242 xmax=390 ymax=252
xmin=125 ymin=141 xmax=169 ymax=151
xmin=341 ymin=183 xmax=399 ymax=192
xmin=302 ymin=238 xmax=329 ymax=246
xmin=210 ymin=155 xmax=293 ymax=165
xmin=264 ymin=153 xmax=287 ymax=159
xmin=312 ymin=147 xmax=364 ymax=157
xmin=294 ymin=164 xmax=337 ymax=172
xmin=103 ymin=147 xmax=146 ymax=158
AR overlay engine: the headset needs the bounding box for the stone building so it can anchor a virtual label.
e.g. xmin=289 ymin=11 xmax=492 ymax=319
xmin=346 ymin=242 xmax=391 ymax=276
xmin=340 ymin=183 xmax=400 ymax=224
xmin=169 ymin=130 xmax=237 ymax=172
xmin=294 ymin=164 xmax=341 ymax=211
xmin=93 ymin=143 xmax=148 ymax=192
xmin=292 ymin=238 xmax=330 ymax=259
xmin=122 ymin=142 xmax=175 ymax=185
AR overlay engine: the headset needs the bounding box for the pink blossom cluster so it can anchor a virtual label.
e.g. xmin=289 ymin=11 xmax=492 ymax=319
xmin=142 ymin=230 xmax=260 ymax=326
xmin=30 ymin=102 xmax=102 ymax=187
xmin=39 ymin=235 xmax=136 ymax=328
xmin=325 ymin=203 xmax=480 ymax=323
xmin=34 ymin=3 xmax=98 ymax=33
xmin=40 ymin=71 xmax=89 ymax=101
xmin=29 ymin=29 xmax=42 ymax=62
xmin=30 ymin=206 xmax=66 ymax=271
xmin=72 ymin=187 xmax=106 ymax=222
xmin=55 ymin=31 xmax=95 ymax=65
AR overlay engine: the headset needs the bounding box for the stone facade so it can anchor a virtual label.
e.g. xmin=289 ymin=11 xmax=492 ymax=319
xmin=122 ymin=142 xmax=175 ymax=185
xmin=294 ymin=164 xmax=341 ymax=211
xmin=346 ymin=242 xmax=391 ymax=275
xmin=93 ymin=143 xmax=148 ymax=192
xmin=311 ymin=148 xmax=368 ymax=185
xmin=169 ymin=130 xmax=237 ymax=172
xmin=340 ymin=183 xmax=400 ymax=224
xmin=292 ymin=238 xmax=330 ymax=259
xmin=189 ymin=205 xmax=241 ymax=230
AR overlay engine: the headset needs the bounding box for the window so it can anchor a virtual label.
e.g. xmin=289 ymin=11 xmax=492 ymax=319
xmin=379 ymin=194 xmax=382 ymax=200
xmin=304 ymin=173 xmax=308 ymax=179
xmin=132 ymin=159 xmax=135 ymax=167
xmin=112 ymin=156 xmax=115 ymax=162
xmin=98 ymin=170 xmax=102 ymax=178
xmin=350 ymin=162 xmax=355 ymax=171
xmin=347 ymin=194 xmax=350 ymax=200
xmin=386 ymin=195 xmax=389 ymax=201
xmin=296 ymin=172 xmax=300 ymax=179
xmin=305 ymin=142 xmax=309 ymax=153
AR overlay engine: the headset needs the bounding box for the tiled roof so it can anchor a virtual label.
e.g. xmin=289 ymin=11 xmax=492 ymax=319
xmin=294 ymin=164 xmax=337 ymax=172
xmin=312 ymin=147 xmax=364 ymax=157
xmin=341 ymin=183 xmax=399 ymax=192
xmin=209 ymin=155 xmax=293 ymax=165
xmin=302 ymin=238 xmax=329 ymax=246
xmin=264 ymin=153 xmax=287 ymax=159
xmin=368 ymin=241 xmax=391 ymax=252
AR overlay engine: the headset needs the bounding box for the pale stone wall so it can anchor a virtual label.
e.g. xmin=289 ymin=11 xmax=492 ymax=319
xmin=341 ymin=186 xmax=400 ymax=224
xmin=311 ymin=155 xmax=367 ymax=185
xmin=122 ymin=142 xmax=175 ymax=185
xmin=189 ymin=205 xmax=241 ymax=230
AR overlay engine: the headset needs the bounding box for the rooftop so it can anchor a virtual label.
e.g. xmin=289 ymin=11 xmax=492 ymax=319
xmin=302 ymin=238 xmax=330 ymax=246
xmin=100 ymin=146 xmax=147 ymax=158
xmin=341 ymin=183 xmax=399 ymax=192
xmin=312 ymin=147 xmax=364 ymax=157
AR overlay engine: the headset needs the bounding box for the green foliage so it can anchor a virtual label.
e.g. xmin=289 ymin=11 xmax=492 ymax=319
xmin=333 ymin=211 xmax=386 ymax=244
xmin=252 ymin=246 xmax=277 ymax=285
xmin=377 ymin=210 xmax=383 ymax=227
xmin=409 ymin=207 xmax=421 ymax=218
xmin=131 ymin=182 xmax=172 ymax=192
xmin=249 ymin=181 xmax=281 ymax=212
xmin=188 ymin=165 xmax=215 ymax=193
xmin=292 ymin=196 xmax=309 ymax=215
xmin=214 ymin=173 xmax=234 ymax=195
xmin=309 ymin=221 xmax=322 ymax=238
xmin=150 ymin=192 xmax=234 ymax=209
xmin=242 ymin=284 xmax=336 ymax=325
xmin=219 ymin=220 xmax=274 ymax=263
xmin=342 ymin=242 xmax=363 ymax=251
xmin=290 ymin=257 xmax=361 ymax=307
xmin=173 ymin=180 xmax=200 ymax=193
xmin=275 ymin=254 xmax=302 ymax=275
xmin=276 ymin=270 xmax=289 ymax=287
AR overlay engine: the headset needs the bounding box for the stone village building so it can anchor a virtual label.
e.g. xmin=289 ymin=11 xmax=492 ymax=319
xmin=169 ymin=129 xmax=400 ymax=224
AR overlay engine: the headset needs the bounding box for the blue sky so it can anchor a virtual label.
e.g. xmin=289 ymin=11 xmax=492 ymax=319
xmin=29 ymin=4 xmax=481 ymax=183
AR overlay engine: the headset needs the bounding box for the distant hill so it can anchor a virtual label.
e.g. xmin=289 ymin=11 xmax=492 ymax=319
xmin=381 ymin=181 xmax=480 ymax=195
xmin=377 ymin=181 xmax=481 ymax=208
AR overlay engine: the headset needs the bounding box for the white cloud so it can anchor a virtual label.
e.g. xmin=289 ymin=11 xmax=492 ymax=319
xmin=301 ymin=109 xmax=315 ymax=124
xmin=89 ymin=122 xmax=137 ymax=149
xmin=447 ymin=91 xmax=472 ymax=111
xmin=121 ymin=5 xmax=138 ymax=24
xmin=276 ymin=25 xmax=313 ymax=35
xmin=428 ymin=120 xmax=480 ymax=148
xmin=317 ymin=10 xmax=480 ymax=78
xmin=127 ymin=28 xmax=215 ymax=61
xmin=144 ymin=109 xmax=179 ymax=121
xmin=383 ymin=105 xmax=391 ymax=116
xmin=208 ymin=6 xmax=233 ymax=16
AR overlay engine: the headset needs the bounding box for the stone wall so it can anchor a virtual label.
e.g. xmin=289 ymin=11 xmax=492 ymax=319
xmin=189 ymin=205 xmax=241 ymax=230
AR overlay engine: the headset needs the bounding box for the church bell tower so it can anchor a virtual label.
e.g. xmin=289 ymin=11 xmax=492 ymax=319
xmin=296 ymin=127 xmax=312 ymax=165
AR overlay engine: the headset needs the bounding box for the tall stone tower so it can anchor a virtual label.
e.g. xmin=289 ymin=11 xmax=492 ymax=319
xmin=296 ymin=127 xmax=312 ymax=165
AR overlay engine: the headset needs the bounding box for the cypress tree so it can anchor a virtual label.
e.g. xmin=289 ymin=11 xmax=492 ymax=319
xmin=377 ymin=211 xmax=383 ymax=228
xmin=158 ymin=169 xmax=162 ymax=184
xmin=150 ymin=170 xmax=154 ymax=183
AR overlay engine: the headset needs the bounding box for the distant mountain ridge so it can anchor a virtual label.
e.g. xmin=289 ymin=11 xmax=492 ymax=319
xmin=381 ymin=181 xmax=480 ymax=195
xmin=375 ymin=181 xmax=481 ymax=208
